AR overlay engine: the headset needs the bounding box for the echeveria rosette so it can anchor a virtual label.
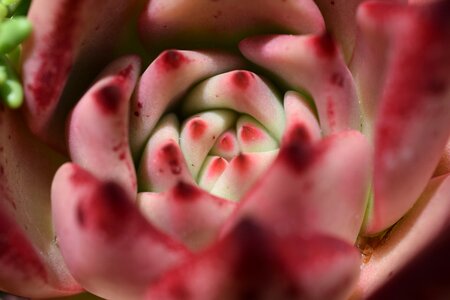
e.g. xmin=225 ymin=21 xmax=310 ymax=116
xmin=1 ymin=0 xmax=449 ymax=299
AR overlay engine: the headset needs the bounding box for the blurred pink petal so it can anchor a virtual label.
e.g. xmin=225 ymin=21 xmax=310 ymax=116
xmin=146 ymin=219 xmax=360 ymax=300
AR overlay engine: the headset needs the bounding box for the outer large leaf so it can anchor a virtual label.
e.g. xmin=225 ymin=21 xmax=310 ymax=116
xmin=146 ymin=219 xmax=360 ymax=300
xmin=354 ymin=1 xmax=450 ymax=234
xmin=139 ymin=0 xmax=324 ymax=52
xmin=224 ymin=128 xmax=371 ymax=244
xmin=0 ymin=108 xmax=80 ymax=297
xmin=22 ymin=0 xmax=139 ymax=151
xmin=51 ymin=163 xmax=192 ymax=299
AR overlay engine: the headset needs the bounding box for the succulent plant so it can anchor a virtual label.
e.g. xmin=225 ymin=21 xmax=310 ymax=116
xmin=1 ymin=0 xmax=449 ymax=299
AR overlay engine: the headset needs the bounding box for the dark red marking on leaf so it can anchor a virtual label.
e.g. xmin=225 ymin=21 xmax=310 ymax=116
xmin=70 ymin=167 xmax=93 ymax=186
xmin=159 ymin=50 xmax=187 ymax=70
xmin=118 ymin=64 xmax=133 ymax=79
xmin=208 ymin=157 xmax=227 ymax=177
xmin=229 ymin=219 xmax=302 ymax=299
xmin=232 ymin=154 xmax=249 ymax=172
xmin=279 ymin=125 xmax=319 ymax=173
xmin=76 ymin=204 xmax=85 ymax=227
xmin=219 ymin=133 xmax=234 ymax=152
xmin=232 ymin=71 xmax=254 ymax=89
xmin=330 ymin=72 xmax=344 ymax=87
xmin=118 ymin=152 xmax=126 ymax=160
xmin=326 ymin=97 xmax=336 ymax=129
xmin=213 ymin=10 xmax=223 ymax=19
xmin=27 ymin=0 xmax=85 ymax=111
xmin=112 ymin=142 xmax=125 ymax=152
xmin=95 ymin=85 xmax=122 ymax=114
xmin=169 ymin=283 xmax=191 ymax=299
xmin=161 ymin=143 xmax=182 ymax=175
xmin=78 ymin=181 xmax=132 ymax=239
xmin=0 ymin=213 xmax=48 ymax=281
xmin=188 ymin=119 xmax=207 ymax=140
xmin=313 ymin=32 xmax=337 ymax=58
xmin=240 ymin=124 xmax=262 ymax=143
xmin=424 ymin=78 xmax=446 ymax=96
xmin=172 ymin=181 xmax=201 ymax=201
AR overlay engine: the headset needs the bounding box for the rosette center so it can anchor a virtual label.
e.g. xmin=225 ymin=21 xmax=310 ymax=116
xmin=137 ymin=69 xmax=286 ymax=201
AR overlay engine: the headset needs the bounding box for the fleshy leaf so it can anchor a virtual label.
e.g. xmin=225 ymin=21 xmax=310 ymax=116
xmin=129 ymin=50 xmax=243 ymax=158
xmin=51 ymin=163 xmax=192 ymax=299
xmin=240 ymin=33 xmax=361 ymax=135
xmin=313 ymin=0 xmax=407 ymax=62
xmin=224 ymin=128 xmax=371 ymax=244
xmin=139 ymin=0 xmax=324 ymax=52
xmin=209 ymin=131 xmax=239 ymax=161
xmin=0 ymin=108 xmax=80 ymax=297
xmin=68 ymin=55 xmax=140 ymax=199
xmin=22 ymin=0 xmax=139 ymax=151
xmin=182 ymin=70 xmax=286 ymax=141
xmin=236 ymin=115 xmax=278 ymax=153
xmin=138 ymin=182 xmax=236 ymax=251
xmin=354 ymin=174 xmax=450 ymax=298
xmin=210 ymin=151 xmax=279 ymax=202
xmin=180 ymin=110 xmax=237 ymax=179
xmin=146 ymin=219 xmax=360 ymax=300
xmin=138 ymin=114 xmax=194 ymax=193
xmin=358 ymin=1 xmax=450 ymax=234
xmin=284 ymin=91 xmax=322 ymax=142
xmin=198 ymin=156 xmax=229 ymax=191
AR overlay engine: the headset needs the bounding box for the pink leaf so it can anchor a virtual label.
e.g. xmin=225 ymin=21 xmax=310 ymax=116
xmin=129 ymin=50 xmax=243 ymax=157
xmin=139 ymin=0 xmax=324 ymax=51
xmin=0 ymin=108 xmax=80 ymax=297
xmin=51 ymin=163 xmax=192 ymax=299
xmin=22 ymin=0 xmax=139 ymax=151
xmin=224 ymin=128 xmax=371 ymax=244
xmin=359 ymin=1 xmax=450 ymax=234
xmin=139 ymin=182 xmax=236 ymax=251
xmin=68 ymin=56 xmax=140 ymax=200
xmin=146 ymin=219 xmax=360 ymax=300
xmin=240 ymin=33 xmax=361 ymax=135
xmin=355 ymin=174 xmax=450 ymax=298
